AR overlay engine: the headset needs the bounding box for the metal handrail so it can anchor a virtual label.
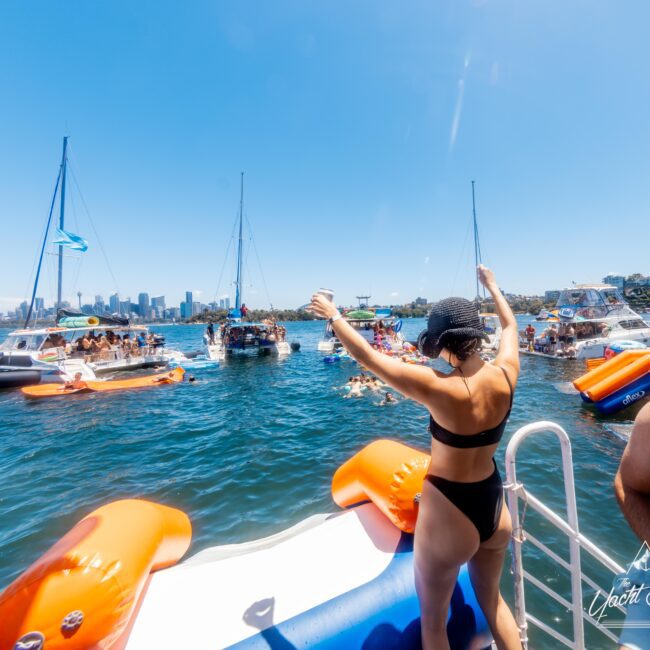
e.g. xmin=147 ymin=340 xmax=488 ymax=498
xmin=505 ymin=421 xmax=624 ymax=650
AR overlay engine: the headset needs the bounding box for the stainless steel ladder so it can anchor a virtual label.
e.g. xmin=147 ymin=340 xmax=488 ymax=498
xmin=505 ymin=421 xmax=627 ymax=649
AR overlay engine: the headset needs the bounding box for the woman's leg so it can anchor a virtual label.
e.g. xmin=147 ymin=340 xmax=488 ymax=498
xmin=415 ymin=479 xmax=480 ymax=650
xmin=468 ymin=505 xmax=522 ymax=650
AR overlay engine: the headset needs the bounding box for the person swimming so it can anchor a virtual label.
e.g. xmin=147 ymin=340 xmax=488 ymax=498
xmin=343 ymin=376 xmax=365 ymax=399
xmin=379 ymin=392 xmax=397 ymax=406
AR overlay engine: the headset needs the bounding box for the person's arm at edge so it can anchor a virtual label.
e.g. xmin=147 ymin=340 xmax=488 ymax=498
xmin=615 ymin=404 xmax=650 ymax=543
xmin=308 ymin=295 xmax=438 ymax=404
xmin=478 ymin=264 xmax=520 ymax=381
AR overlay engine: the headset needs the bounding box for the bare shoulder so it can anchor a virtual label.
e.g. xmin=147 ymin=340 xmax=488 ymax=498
xmin=491 ymin=359 xmax=519 ymax=389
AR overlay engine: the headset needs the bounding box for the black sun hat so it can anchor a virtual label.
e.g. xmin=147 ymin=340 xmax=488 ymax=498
xmin=417 ymin=297 xmax=489 ymax=358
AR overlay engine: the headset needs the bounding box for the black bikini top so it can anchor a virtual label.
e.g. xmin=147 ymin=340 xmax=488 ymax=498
xmin=429 ymin=366 xmax=514 ymax=449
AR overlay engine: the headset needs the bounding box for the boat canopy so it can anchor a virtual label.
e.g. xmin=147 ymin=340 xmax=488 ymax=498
xmin=56 ymin=308 xmax=130 ymax=327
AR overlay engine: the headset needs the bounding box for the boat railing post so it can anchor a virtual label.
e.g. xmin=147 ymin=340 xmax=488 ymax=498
xmin=505 ymin=421 xmax=586 ymax=650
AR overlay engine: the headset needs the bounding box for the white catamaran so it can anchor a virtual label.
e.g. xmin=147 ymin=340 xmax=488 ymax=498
xmin=204 ymin=173 xmax=292 ymax=361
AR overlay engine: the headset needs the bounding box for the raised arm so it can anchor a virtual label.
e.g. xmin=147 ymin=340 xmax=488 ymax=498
xmin=615 ymin=403 xmax=650 ymax=543
xmin=478 ymin=265 xmax=520 ymax=379
xmin=308 ymin=294 xmax=439 ymax=404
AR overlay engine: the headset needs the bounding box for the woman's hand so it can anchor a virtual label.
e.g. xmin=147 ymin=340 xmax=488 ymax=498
xmin=477 ymin=264 xmax=498 ymax=292
xmin=307 ymin=293 xmax=340 ymax=320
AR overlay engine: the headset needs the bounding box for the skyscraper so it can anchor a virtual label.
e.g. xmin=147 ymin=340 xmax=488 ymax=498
xmin=109 ymin=293 xmax=120 ymax=314
xmin=152 ymin=296 xmax=165 ymax=319
xmin=181 ymin=291 xmax=194 ymax=320
xmin=138 ymin=293 xmax=150 ymax=318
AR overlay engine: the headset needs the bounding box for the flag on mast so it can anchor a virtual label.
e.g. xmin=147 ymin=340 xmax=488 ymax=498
xmin=52 ymin=228 xmax=88 ymax=252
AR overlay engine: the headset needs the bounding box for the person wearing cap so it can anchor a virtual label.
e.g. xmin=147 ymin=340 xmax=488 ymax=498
xmin=309 ymin=265 xmax=521 ymax=650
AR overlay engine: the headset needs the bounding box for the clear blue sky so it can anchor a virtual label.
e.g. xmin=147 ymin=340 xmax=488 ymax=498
xmin=1 ymin=1 xmax=648 ymax=312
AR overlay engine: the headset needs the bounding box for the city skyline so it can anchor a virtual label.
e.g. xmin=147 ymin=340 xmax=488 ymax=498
xmin=4 ymin=271 xmax=648 ymax=323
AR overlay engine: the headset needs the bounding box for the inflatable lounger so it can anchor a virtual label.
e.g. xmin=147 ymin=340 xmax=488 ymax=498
xmin=574 ymin=349 xmax=650 ymax=415
xmin=22 ymin=367 xmax=185 ymax=398
xmin=0 ymin=503 xmax=491 ymax=650
xmin=126 ymin=503 xmax=491 ymax=649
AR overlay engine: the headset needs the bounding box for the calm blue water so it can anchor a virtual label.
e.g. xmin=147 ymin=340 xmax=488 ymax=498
xmin=0 ymin=318 xmax=644 ymax=648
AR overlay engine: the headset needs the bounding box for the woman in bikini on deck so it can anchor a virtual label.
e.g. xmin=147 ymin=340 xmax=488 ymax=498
xmin=308 ymin=264 xmax=521 ymax=650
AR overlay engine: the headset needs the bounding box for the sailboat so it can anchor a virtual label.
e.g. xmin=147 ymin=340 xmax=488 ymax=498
xmin=204 ymin=173 xmax=292 ymax=361
xmin=471 ymin=181 xmax=502 ymax=352
xmin=0 ymin=137 xmax=183 ymax=389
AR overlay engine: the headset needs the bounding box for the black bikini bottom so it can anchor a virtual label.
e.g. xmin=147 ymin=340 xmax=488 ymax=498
xmin=425 ymin=461 xmax=504 ymax=543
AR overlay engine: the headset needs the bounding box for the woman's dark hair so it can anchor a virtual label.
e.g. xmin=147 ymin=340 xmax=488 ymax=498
xmin=444 ymin=336 xmax=483 ymax=361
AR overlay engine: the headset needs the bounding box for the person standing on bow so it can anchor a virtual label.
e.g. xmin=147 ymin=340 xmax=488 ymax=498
xmin=308 ymin=265 xmax=521 ymax=650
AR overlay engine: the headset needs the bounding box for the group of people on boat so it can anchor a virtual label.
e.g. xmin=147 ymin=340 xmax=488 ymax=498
xmin=522 ymin=320 xmax=611 ymax=357
xmin=46 ymin=330 xmax=164 ymax=362
xmin=205 ymin=320 xmax=287 ymax=346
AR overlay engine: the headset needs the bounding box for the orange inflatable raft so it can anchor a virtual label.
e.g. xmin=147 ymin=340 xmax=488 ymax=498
xmin=332 ymin=439 xmax=430 ymax=533
xmin=573 ymin=349 xmax=650 ymax=415
xmin=22 ymin=367 xmax=185 ymax=399
xmin=0 ymin=499 xmax=191 ymax=650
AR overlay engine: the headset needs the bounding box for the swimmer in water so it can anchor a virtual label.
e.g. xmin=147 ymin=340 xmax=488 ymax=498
xmin=188 ymin=375 xmax=197 ymax=383
xmin=344 ymin=377 xmax=365 ymax=398
xmin=366 ymin=377 xmax=384 ymax=393
xmin=379 ymin=392 xmax=397 ymax=406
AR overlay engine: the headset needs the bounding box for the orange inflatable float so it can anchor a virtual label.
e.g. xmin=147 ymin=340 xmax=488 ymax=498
xmin=332 ymin=439 xmax=430 ymax=533
xmin=0 ymin=499 xmax=191 ymax=650
xmin=573 ymin=349 xmax=648 ymax=393
xmin=22 ymin=367 xmax=185 ymax=399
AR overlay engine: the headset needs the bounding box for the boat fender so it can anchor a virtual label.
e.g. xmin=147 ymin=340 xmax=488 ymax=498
xmin=332 ymin=439 xmax=430 ymax=533
xmin=0 ymin=499 xmax=191 ymax=650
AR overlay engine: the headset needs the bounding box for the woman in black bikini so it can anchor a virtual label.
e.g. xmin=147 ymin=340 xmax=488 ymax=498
xmin=309 ymin=265 xmax=521 ymax=650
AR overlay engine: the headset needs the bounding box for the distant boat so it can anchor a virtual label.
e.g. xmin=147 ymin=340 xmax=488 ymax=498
xmin=317 ymin=298 xmax=406 ymax=354
xmin=521 ymin=284 xmax=650 ymax=360
xmin=204 ymin=173 xmax=292 ymax=361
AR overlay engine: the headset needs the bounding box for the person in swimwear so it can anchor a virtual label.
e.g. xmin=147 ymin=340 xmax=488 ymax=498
xmin=309 ymin=264 xmax=521 ymax=650
xmin=63 ymin=372 xmax=87 ymax=390
xmin=343 ymin=376 xmax=365 ymax=399
xmin=153 ymin=371 xmax=177 ymax=384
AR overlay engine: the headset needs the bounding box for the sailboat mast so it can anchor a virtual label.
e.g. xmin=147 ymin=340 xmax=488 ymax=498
xmin=235 ymin=172 xmax=244 ymax=311
xmin=56 ymin=136 xmax=69 ymax=309
xmin=471 ymin=180 xmax=481 ymax=300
